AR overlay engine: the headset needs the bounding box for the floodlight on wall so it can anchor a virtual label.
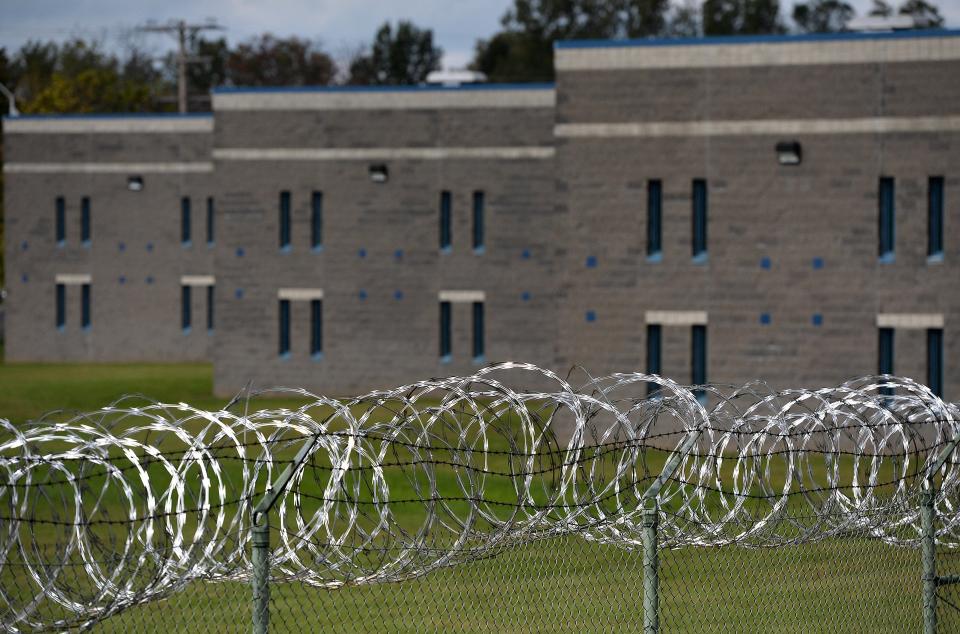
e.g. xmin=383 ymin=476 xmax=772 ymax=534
xmin=369 ymin=164 xmax=389 ymax=183
xmin=775 ymin=141 xmax=802 ymax=166
xmin=127 ymin=176 xmax=144 ymax=191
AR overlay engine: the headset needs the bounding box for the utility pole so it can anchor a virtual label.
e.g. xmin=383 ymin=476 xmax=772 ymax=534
xmin=138 ymin=19 xmax=224 ymax=113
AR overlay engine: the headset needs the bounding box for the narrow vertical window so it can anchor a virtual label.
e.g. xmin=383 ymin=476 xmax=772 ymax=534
xmin=928 ymin=176 xmax=944 ymax=258
xmin=181 ymin=197 xmax=191 ymax=245
xmin=311 ymin=191 xmax=323 ymax=250
xmin=472 ymin=191 xmax=485 ymax=252
xmin=439 ymin=191 xmax=452 ymax=251
xmin=81 ymin=284 xmax=91 ymax=330
xmin=279 ymin=299 xmax=291 ymax=356
xmin=691 ymin=325 xmax=707 ymax=403
xmin=55 ymin=197 xmax=66 ymax=244
xmin=879 ymin=326 xmax=895 ymax=397
xmin=206 ymin=285 xmax=214 ymax=332
xmin=646 ymin=324 xmax=662 ymax=395
xmin=56 ymin=284 xmax=66 ymax=329
xmin=472 ymin=301 xmax=485 ymax=360
xmin=310 ymin=299 xmax=323 ymax=357
xmin=181 ymin=285 xmax=192 ymax=332
xmin=878 ymin=327 xmax=894 ymax=375
xmin=647 ymin=180 xmax=662 ymax=258
xmin=878 ymin=177 xmax=895 ymax=260
xmin=206 ymin=197 xmax=215 ymax=245
xmin=439 ymin=301 xmax=452 ymax=359
xmin=279 ymin=191 xmax=291 ymax=249
xmin=692 ymin=179 xmax=707 ymax=259
xmin=927 ymin=328 xmax=943 ymax=398
xmin=80 ymin=197 xmax=91 ymax=245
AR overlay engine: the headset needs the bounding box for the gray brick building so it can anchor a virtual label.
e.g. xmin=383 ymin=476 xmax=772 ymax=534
xmin=3 ymin=29 xmax=958 ymax=399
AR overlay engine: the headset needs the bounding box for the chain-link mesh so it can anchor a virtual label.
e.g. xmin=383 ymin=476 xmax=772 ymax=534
xmin=2 ymin=363 xmax=959 ymax=632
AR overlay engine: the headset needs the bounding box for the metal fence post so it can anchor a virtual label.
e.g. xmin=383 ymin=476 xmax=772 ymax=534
xmin=643 ymin=501 xmax=659 ymax=634
xmin=922 ymin=486 xmax=937 ymax=634
xmin=252 ymin=514 xmax=270 ymax=634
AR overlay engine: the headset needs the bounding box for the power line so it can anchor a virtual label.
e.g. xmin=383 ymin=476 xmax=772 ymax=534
xmin=137 ymin=19 xmax=224 ymax=113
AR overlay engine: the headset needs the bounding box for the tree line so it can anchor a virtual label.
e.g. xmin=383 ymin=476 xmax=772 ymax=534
xmin=0 ymin=0 xmax=947 ymax=115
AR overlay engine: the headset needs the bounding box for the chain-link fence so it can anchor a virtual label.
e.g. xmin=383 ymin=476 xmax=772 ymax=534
xmin=2 ymin=363 xmax=959 ymax=632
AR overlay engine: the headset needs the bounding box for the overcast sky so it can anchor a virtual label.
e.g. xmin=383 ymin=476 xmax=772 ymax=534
xmin=1 ymin=0 xmax=958 ymax=70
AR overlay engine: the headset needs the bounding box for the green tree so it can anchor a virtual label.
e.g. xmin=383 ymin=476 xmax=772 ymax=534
xmin=868 ymin=0 xmax=894 ymax=16
xmin=348 ymin=21 xmax=442 ymax=85
xmin=703 ymin=0 xmax=786 ymax=35
xmin=898 ymin=0 xmax=944 ymax=26
xmin=792 ymin=0 xmax=855 ymax=32
xmin=227 ymin=34 xmax=336 ymax=86
xmin=668 ymin=0 xmax=703 ymax=36
xmin=24 ymin=68 xmax=153 ymax=114
xmin=472 ymin=0 xmax=672 ymax=83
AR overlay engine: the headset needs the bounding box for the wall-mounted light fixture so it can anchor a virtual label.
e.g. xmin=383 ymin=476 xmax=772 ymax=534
xmin=775 ymin=141 xmax=802 ymax=166
xmin=127 ymin=176 xmax=144 ymax=191
xmin=368 ymin=164 xmax=388 ymax=183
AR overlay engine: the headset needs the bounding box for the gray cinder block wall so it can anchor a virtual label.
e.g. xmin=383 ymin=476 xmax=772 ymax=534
xmin=3 ymin=30 xmax=959 ymax=401
xmin=553 ymin=31 xmax=960 ymax=398
xmin=210 ymin=86 xmax=560 ymax=395
xmin=3 ymin=115 xmax=216 ymax=361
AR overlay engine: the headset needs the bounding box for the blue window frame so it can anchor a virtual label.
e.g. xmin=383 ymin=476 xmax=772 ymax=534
xmin=928 ymin=329 xmax=943 ymax=397
xmin=878 ymin=327 xmax=894 ymax=375
xmin=472 ymin=191 xmax=485 ymax=251
xmin=472 ymin=301 xmax=485 ymax=360
xmin=647 ymin=180 xmax=662 ymax=258
xmin=646 ymin=324 xmax=662 ymax=395
xmin=439 ymin=301 xmax=452 ymax=359
xmin=55 ymin=197 xmax=66 ymax=244
xmin=311 ymin=191 xmax=323 ymax=250
xmin=56 ymin=283 xmax=66 ymax=328
xmin=181 ymin=197 xmax=191 ymax=245
xmin=929 ymin=176 xmax=944 ymax=258
xmin=181 ymin=285 xmax=191 ymax=331
xmin=206 ymin=197 xmax=215 ymax=245
xmin=279 ymin=300 xmax=291 ymax=356
xmin=279 ymin=191 xmax=291 ymax=249
xmin=879 ymin=326 xmax=895 ymax=397
xmin=878 ymin=177 xmax=895 ymax=260
xmin=311 ymin=299 xmax=323 ymax=357
xmin=692 ymin=179 xmax=707 ymax=259
xmin=81 ymin=284 xmax=91 ymax=329
xmin=692 ymin=325 xmax=707 ymax=403
xmin=80 ymin=197 xmax=91 ymax=245
xmin=206 ymin=285 xmax=215 ymax=331
xmin=439 ymin=191 xmax=452 ymax=251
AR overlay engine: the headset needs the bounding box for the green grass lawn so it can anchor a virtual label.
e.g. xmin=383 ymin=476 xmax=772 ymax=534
xmin=0 ymin=362 xmax=936 ymax=632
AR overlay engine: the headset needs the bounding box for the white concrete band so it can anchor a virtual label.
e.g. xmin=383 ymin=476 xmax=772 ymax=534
xmin=55 ymin=273 xmax=92 ymax=285
xmin=278 ymin=288 xmax=325 ymax=301
xmin=180 ymin=275 xmax=216 ymax=287
xmin=213 ymin=147 xmax=554 ymax=161
xmin=876 ymin=313 xmax=944 ymax=329
xmin=555 ymin=115 xmax=960 ymax=139
xmin=645 ymin=310 xmax=708 ymax=326
xmin=556 ymin=36 xmax=960 ymax=70
xmin=438 ymin=290 xmax=486 ymax=303
xmin=4 ymin=162 xmax=215 ymax=174
xmin=5 ymin=117 xmax=213 ymax=134
xmin=214 ymin=89 xmax=555 ymax=111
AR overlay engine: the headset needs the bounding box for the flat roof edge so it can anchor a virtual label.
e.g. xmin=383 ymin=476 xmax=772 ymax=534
xmin=555 ymin=28 xmax=960 ymax=50
xmin=213 ymin=82 xmax=554 ymax=95
xmin=3 ymin=112 xmax=212 ymax=121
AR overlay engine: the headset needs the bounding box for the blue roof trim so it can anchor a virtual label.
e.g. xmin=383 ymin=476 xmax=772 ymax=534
xmin=3 ymin=112 xmax=212 ymax=121
xmin=213 ymin=82 xmax=555 ymax=94
xmin=555 ymin=28 xmax=960 ymax=49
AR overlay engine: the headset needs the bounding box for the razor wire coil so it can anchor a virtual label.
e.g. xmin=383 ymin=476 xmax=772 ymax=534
xmin=1 ymin=362 xmax=959 ymax=631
